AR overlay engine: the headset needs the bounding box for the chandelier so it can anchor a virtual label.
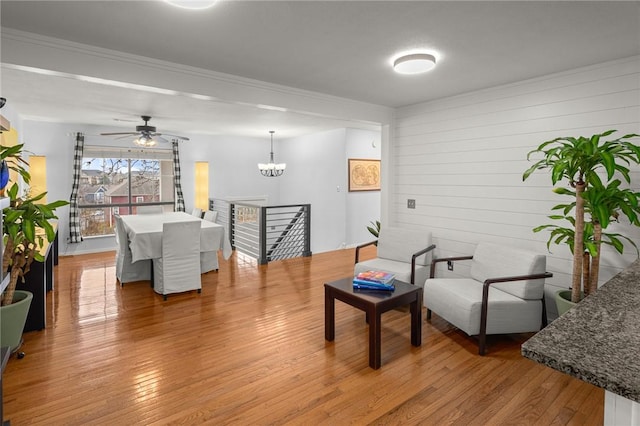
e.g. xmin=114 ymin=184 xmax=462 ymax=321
xmin=258 ymin=130 xmax=286 ymax=177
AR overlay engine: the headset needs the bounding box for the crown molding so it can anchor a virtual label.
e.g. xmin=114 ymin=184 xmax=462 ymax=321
xmin=1 ymin=29 xmax=392 ymax=126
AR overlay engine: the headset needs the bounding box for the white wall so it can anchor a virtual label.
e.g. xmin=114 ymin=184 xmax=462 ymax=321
xmin=391 ymin=56 xmax=640 ymax=318
xmin=18 ymin=121 xmax=380 ymax=256
xmin=278 ymin=128 xmax=381 ymax=254
xmin=345 ymin=128 xmax=381 ymax=246
xmin=0 ymin=103 xmax=23 ymax=133
xmin=177 ymin=133 xmax=282 ymax=206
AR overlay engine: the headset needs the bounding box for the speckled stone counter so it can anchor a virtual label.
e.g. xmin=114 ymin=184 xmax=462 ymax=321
xmin=522 ymin=259 xmax=640 ymax=403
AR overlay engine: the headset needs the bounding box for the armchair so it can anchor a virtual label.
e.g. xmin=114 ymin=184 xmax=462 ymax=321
xmin=354 ymin=227 xmax=435 ymax=285
xmin=425 ymin=242 xmax=552 ymax=355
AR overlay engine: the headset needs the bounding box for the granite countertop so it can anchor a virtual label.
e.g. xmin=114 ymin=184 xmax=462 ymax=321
xmin=521 ymin=259 xmax=640 ymax=403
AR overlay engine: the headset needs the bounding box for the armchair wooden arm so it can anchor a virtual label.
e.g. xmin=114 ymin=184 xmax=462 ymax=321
xmin=478 ymin=271 xmax=553 ymax=355
xmin=354 ymin=240 xmax=377 ymax=264
xmin=429 ymin=255 xmax=474 ymax=278
xmin=410 ymin=244 xmax=436 ymax=284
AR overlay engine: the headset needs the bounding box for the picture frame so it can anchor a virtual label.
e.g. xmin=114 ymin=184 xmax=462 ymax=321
xmin=348 ymin=158 xmax=381 ymax=192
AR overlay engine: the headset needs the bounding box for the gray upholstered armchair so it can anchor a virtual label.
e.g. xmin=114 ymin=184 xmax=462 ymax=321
xmin=354 ymin=226 xmax=435 ymax=285
xmin=424 ymin=242 xmax=552 ymax=355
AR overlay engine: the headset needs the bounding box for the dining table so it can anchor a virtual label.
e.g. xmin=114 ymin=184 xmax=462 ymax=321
xmin=120 ymin=211 xmax=232 ymax=264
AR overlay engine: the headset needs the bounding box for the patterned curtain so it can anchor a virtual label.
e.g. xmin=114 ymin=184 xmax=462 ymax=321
xmin=68 ymin=132 xmax=84 ymax=243
xmin=172 ymin=139 xmax=185 ymax=212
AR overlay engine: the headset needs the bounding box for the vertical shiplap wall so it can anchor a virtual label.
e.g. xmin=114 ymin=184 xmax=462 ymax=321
xmin=392 ymin=56 xmax=640 ymax=318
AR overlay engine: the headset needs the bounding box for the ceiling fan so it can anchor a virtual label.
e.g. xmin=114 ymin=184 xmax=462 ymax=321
xmin=100 ymin=115 xmax=189 ymax=147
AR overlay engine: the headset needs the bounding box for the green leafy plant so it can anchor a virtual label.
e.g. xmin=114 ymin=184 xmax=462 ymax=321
xmin=523 ymin=130 xmax=640 ymax=303
xmin=1 ymin=144 xmax=68 ymax=306
xmin=0 ymin=143 xmax=31 ymax=186
xmin=367 ymin=220 xmax=380 ymax=239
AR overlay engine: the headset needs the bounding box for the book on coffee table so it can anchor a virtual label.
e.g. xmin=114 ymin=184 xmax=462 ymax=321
xmin=355 ymin=270 xmax=395 ymax=285
xmin=352 ymin=280 xmax=395 ymax=291
xmin=353 ymin=270 xmax=396 ymax=291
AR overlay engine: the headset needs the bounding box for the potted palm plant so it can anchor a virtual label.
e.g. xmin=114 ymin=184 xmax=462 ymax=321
xmin=1 ymin=143 xmax=68 ymax=354
xmin=523 ymin=130 xmax=640 ymax=313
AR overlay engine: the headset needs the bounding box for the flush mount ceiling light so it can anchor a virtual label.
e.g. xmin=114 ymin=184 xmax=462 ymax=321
xmin=164 ymin=1 xmax=217 ymax=10
xmin=393 ymin=53 xmax=437 ymax=75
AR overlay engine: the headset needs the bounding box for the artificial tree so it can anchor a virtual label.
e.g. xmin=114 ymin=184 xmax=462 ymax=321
xmin=523 ymin=130 xmax=640 ymax=303
xmin=1 ymin=144 xmax=68 ymax=306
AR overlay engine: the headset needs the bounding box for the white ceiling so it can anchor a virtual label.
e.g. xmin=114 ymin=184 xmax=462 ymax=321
xmin=1 ymin=1 xmax=639 ymax=139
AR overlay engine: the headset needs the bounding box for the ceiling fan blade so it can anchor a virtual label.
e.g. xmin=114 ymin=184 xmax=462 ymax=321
xmin=100 ymin=132 xmax=138 ymax=136
xmin=115 ymin=134 xmax=139 ymax=140
xmin=158 ymin=133 xmax=190 ymax=141
xmin=155 ymin=135 xmax=170 ymax=144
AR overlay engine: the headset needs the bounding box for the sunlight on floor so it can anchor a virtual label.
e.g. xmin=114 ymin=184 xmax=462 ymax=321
xmin=77 ymin=265 xmax=120 ymax=324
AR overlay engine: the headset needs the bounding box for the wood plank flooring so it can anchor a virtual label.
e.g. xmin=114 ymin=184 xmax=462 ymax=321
xmin=3 ymin=247 xmax=603 ymax=425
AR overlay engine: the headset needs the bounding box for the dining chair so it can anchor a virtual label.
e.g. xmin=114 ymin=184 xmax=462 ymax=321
xmin=153 ymin=221 xmax=202 ymax=300
xmin=114 ymin=215 xmax=151 ymax=285
xmin=424 ymin=242 xmax=552 ymax=355
xmin=203 ymin=210 xmax=218 ymax=223
xmin=137 ymin=205 xmax=163 ymax=215
xmin=201 ymin=210 xmax=219 ymax=273
xmin=191 ymin=208 xmax=203 ymax=218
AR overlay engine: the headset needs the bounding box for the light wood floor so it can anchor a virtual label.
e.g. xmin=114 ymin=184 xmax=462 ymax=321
xmin=3 ymin=247 xmax=603 ymax=425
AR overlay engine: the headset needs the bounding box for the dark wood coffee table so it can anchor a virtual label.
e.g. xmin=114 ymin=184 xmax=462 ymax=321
xmin=324 ymin=277 xmax=423 ymax=369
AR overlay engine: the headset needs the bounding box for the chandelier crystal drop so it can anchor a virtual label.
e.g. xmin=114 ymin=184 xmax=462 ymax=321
xmin=258 ymin=130 xmax=286 ymax=177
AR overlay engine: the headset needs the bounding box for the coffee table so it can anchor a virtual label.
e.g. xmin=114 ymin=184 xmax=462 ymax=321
xmin=324 ymin=277 xmax=423 ymax=369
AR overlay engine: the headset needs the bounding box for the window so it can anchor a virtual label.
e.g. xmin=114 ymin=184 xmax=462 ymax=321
xmin=79 ymin=146 xmax=175 ymax=237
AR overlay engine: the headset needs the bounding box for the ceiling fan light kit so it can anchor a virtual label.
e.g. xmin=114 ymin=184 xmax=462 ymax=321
xmin=134 ymin=134 xmax=157 ymax=147
xmin=258 ymin=131 xmax=286 ymax=177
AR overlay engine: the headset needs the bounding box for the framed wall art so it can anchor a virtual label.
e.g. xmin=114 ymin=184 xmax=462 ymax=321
xmin=348 ymin=158 xmax=380 ymax=192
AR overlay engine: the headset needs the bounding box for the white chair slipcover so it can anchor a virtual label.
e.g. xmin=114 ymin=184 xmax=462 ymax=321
xmin=153 ymin=221 xmax=202 ymax=299
xmin=203 ymin=210 xmax=218 ymax=223
xmin=114 ymin=215 xmax=151 ymax=284
xmin=137 ymin=205 xmax=163 ymax=215
xmin=191 ymin=208 xmax=203 ymax=218
xmin=200 ymin=210 xmax=219 ymax=273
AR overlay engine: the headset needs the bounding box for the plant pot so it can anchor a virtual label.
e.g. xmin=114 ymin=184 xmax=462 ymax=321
xmin=0 ymin=290 xmax=33 ymax=353
xmin=555 ymin=289 xmax=578 ymax=317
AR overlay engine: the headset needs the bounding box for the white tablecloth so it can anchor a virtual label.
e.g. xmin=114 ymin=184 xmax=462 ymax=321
xmin=120 ymin=212 xmax=232 ymax=263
